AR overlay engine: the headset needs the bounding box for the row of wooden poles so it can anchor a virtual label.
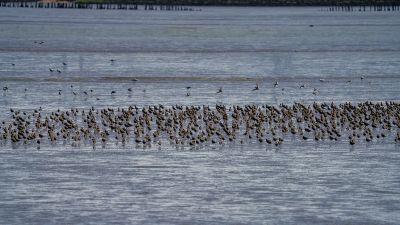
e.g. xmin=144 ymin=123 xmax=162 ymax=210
xmin=325 ymin=4 xmax=400 ymax=11
xmin=0 ymin=2 xmax=199 ymax=10
xmin=0 ymin=1 xmax=399 ymax=11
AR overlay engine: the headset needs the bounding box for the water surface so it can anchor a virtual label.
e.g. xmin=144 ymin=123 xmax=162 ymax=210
xmin=0 ymin=6 xmax=399 ymax=225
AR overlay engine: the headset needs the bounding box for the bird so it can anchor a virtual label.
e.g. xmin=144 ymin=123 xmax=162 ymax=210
xmin=3 ymin=86 xmax=8 ymax=91
xmin=253 ymin=83 xmax=259 ymax=91
xmin=111 ymin=91 xmax=116 ymax=94
xmin=360 ymin=76 xmax=365 ymax=80
xmin=300 ymin=84 xmax=305 ymax=88
xmin=131 ymin=78 xmax=138 ymax=82
xmin=49 ymin=68 xmax=54 ymax=72
xmin=186 ymin=92 xmax=190 ymax=96
xmin=83 ymin=91 xmax=88 ymax=95
xmin=62 ymin=62 xmax=67 ymax=66
xmin=128 ymin=88 xmax=132 ymax=92
xmin=312 ymin=88 xmax=318 ymax=95
xmin=58 ymin=90 xmax=62 ymax=95
xmin=110 ymin=59 xmax=116 ymax=62
xmin=217 ymin=87 xmax=223 ymax=93
xmin=57 ymin=69 xmax=62 ymax=73
xmin=186 ymin=86 xmax=191 ymax=90
xmin=319 ymin=79 xmax=325 ymax=82
xmin=274 ymin=81 xmax=278 ymax=88
xmin=11 ymin=63 xmax=15 ymax=66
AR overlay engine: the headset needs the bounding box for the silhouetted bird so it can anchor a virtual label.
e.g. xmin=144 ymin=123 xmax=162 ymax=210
xmin=253 ymin=84 xmax=259 ymax=91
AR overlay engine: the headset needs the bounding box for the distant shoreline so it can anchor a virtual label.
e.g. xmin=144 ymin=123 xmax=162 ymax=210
xmin=1 ymin=1 xmax=399 ymax=12
xmin=1 ymin=0 xmax=400 ymax=7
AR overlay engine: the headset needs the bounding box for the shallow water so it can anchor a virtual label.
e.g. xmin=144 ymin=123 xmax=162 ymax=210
xmin=0 ymin=6 xmax=400 ymax=225
xmin=1 ymin=145 xmax=400 ymax=225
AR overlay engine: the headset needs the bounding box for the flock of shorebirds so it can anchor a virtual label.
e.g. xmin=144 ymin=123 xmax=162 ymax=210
xmin=0 ymin=102 xmax=399 ymax=149
xmin=2 ymin=79 xmax=325 ymax=101
xmin=2 ymin=61 xmax=398 ymax=149
xmin=8 ymin=59 xmax=355 ymax=98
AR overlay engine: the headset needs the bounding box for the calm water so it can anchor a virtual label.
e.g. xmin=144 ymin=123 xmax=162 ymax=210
xmin=0 ymin=6 xmax=400 ymax=224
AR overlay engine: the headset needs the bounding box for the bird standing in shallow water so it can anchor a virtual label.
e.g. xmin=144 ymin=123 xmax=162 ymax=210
xmin=217 ymin=87 xmax=223 ymax=93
